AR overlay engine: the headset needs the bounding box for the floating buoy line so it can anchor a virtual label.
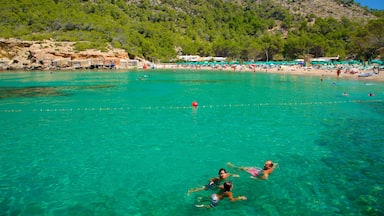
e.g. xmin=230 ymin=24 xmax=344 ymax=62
xmin=1 ymin=99 xmax=382 ymax=113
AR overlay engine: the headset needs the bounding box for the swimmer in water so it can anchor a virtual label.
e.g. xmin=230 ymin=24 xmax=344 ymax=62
xmin=227 ymin=160 xmax=277 ymax=180
xmin=195 ymin=181 xmax=247 ymax=208
xmin=188 ymin=168 xmax=239 ymax=195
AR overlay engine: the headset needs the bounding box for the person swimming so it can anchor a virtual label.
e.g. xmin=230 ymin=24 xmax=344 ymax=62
xmin=227 ymin=160 xmax=277 ymax=180
xmin=259 ymin=160 xmax=277 ymax=179
xmin=195 ymin=181 xmax=247 ymax=208
xmin=188 ymin=168 xmax=239 ymax=195
xmin=209 ymin=194 xmax=219 ymax=207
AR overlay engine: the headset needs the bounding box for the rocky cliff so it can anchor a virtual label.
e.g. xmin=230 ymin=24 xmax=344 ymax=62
xmin=0 ymin=39 xmax=136 ymax=70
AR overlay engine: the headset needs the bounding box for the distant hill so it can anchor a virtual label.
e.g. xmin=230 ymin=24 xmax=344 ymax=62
xmin=273 ymin=0 xmax=375 ymax=20
xmin=0 ymin=0 xmax=383 ymax=62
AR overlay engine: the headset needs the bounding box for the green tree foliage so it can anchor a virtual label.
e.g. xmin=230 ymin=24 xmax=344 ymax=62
xmin=0 ymin=0 xmax=382 ymax=61
xmin=348 ymin=18 xmax=384 ymax=60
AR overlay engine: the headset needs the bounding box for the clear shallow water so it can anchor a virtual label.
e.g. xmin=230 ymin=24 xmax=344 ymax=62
xmin=0 ymin=70 xmax=383 ymax=215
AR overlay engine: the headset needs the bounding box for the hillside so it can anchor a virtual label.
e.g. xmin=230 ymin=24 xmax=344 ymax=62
xmin=0 ymin=0 xmax=383 ymax=69
xmin=274 ymin=0 xmax=375 ymax=20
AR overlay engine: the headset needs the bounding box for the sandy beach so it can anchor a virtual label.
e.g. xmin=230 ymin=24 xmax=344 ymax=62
xmin=153 ymin=63 xmax=384 ymax=82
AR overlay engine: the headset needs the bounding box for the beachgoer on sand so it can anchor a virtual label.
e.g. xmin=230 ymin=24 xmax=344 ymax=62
xmin=188 ymin=168 xmax=239 ymax=195
xmin=227 ymin=160 xmax=277 ymax=180
xmin=195 ymin=181 xmax=247 ymax=208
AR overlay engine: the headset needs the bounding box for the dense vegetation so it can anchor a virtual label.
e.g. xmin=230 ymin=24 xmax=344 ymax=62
xmin=0 ymin=0 xmax=383 ymax=62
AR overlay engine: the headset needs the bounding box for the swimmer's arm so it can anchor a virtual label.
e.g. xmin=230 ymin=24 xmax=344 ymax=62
xmin=262 ymin=164 xmax=277 ymax=179
xmin=261 ymin=173 xmax=269 ymax=180
xmin=231 ymin=196 xmax=247 ymax=201
xmin=229 ymin=173 xmax=240 ymax=178
xmin=210 ymin=176 xmax=220 ymax=181
xmin=228 ymin=193 xmax=247 ymax=202
xmin=187 ymin=186 xmax=205 ymax=195
xmin=208 ymin=177 xmax=219 ymax=185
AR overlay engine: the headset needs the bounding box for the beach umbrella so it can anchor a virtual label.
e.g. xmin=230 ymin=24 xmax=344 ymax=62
xmin=349 ymin=60 xmax=360 ymax=65
xmin=371 ymin=59 xmax=383 ymax=65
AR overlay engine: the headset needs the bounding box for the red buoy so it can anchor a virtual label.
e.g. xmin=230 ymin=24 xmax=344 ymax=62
xmin=192 ymin=101 xmax=198 ymax=107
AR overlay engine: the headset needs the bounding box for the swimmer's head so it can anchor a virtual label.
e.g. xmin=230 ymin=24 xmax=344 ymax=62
xmin=211 ymin=194 xmax=219 ymax=204
xmin=264 ymin=160 xmax=274 ymax=169
xmin=218 ymin=168 xmax=227 ymax=178
xmin=223 ymin=181 xmax=233 ymax=192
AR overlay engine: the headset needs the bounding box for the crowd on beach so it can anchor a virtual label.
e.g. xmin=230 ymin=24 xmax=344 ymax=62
xmin=188 ymin=160 xmax=277 ymax=209
xmin=153 ymin=62 xmax=384 ymax=82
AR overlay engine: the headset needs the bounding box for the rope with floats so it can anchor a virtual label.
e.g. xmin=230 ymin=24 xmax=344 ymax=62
xmin=1 ymin=99 xmax=382 ymax=113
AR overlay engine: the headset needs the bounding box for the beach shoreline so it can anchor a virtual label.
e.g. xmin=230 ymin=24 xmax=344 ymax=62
xmin=153 ymin=63 xmax=384 ymax=82
xmin=1 ymin=62 xmax=383 ymax=83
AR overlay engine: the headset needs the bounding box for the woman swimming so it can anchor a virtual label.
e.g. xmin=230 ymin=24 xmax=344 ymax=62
xmin=195 ymin=181 xmax=247 ymax=208
xmin=227 ymin=160 xmax=277 ymax=180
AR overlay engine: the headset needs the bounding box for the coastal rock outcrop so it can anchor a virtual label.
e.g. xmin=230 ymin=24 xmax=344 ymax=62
xmin=0 ymin=38 xmax=136 ymax=70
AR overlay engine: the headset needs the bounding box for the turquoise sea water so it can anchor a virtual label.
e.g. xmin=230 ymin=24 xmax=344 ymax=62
xmin=0 ymin=70 xmax=383 ymax=215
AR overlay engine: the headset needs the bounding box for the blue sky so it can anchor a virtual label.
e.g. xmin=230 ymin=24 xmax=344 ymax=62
xmin=354 ymin=0 xmax=384 ymax=10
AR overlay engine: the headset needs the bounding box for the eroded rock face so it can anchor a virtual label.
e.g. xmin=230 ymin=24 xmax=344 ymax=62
xmin=0 ymin=38 xmax=131 ymax=70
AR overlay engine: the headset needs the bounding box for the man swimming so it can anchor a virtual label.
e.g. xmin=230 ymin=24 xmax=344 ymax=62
xmin=188 ymin=168 xmax=239 ymax=195
xmin=227 ymin=160 xmax=277 ymax=180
